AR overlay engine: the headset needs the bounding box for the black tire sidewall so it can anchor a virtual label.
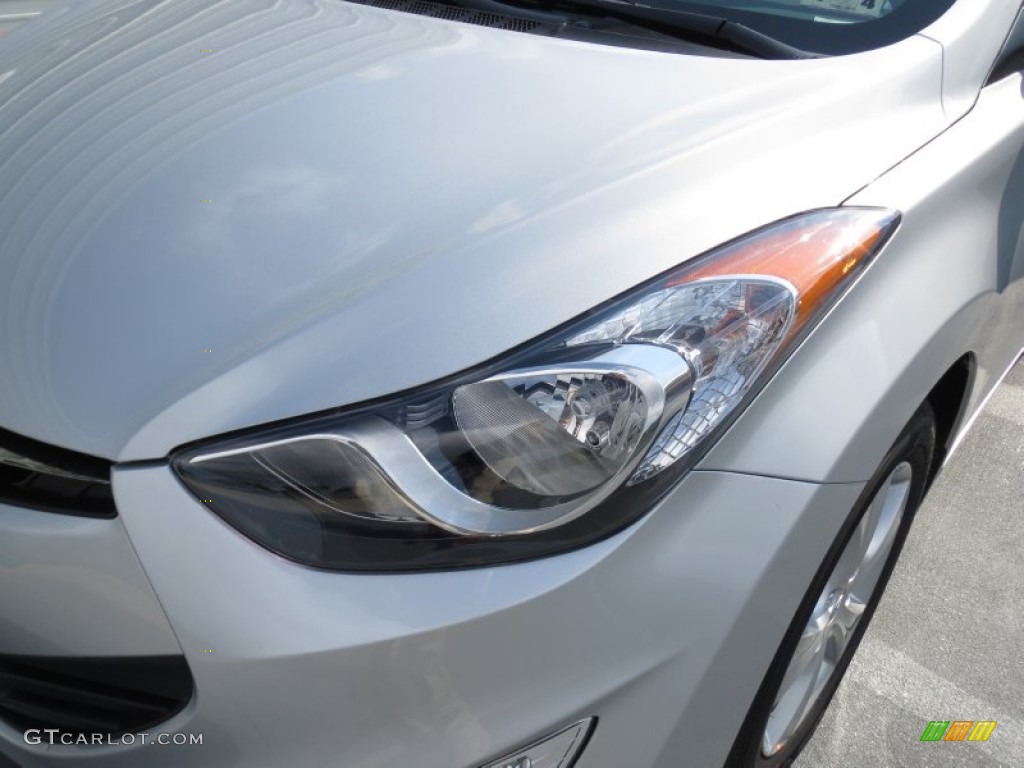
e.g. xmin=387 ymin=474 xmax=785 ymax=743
xmin=724 ymin=403 xmax=937 ymax=768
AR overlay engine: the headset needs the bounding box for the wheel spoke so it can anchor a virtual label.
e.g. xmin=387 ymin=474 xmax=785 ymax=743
xmin=849 ymin=463 xmax=911 ymax=598
xmin=824 ymin=605 xmax=855 ymax=659
xmin=763 ymin=628 xmax=826 ymax=756
xmin=847 ymin=537 xmax=891 ymax=599
xmin=778 ymin=620 xmax=825 ymax=700
xmin=832 ymin=513 xmax=870 ymax=588
xmin=835 ymin=593 xmax=866 ymax=635
xmin=854 ymin=488 xmax=888 ymax=561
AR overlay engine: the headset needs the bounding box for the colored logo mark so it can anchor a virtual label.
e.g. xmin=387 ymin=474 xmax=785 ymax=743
xmin=920 ymin=720 xmax=997 ymax=742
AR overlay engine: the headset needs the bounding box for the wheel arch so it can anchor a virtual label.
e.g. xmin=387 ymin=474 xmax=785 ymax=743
xmin=923 ymin=352 xmax=975 ymax=488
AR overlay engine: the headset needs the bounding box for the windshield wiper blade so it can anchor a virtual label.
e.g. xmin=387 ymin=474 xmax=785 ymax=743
xmin=584 ymin=1 xmax=818 ymax=58
xmin=455 ymin=0 xmax=571 ymax=22
xmin=446 ymin=0 xmax=571 ymax=23
xmin=499 ymin=0 xmax=818 ymax=59
xmin=714 ymin=13 xmax=819 ymax=59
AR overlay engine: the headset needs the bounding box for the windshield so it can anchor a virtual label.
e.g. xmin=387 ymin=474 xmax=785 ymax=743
xmin=667 ymin=0 xmax=956 ymax=54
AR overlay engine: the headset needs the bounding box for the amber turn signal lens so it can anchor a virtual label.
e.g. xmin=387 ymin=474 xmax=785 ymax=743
xmin=670 ymin=208 xmax=899 ymax=337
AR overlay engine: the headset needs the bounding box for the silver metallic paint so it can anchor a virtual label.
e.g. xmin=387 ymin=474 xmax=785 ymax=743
xmin=1 ymin=1 xmax=1022 ymax=767
xmin=0 ymin=502 xmax=180 ymax=656
xmin=1 ymin=467 xmax=865 ymax=768
xmin=701 ymin=70 xmax=1024 ymax=481
xmin=0 ymin=0 xmax=947 ymax=462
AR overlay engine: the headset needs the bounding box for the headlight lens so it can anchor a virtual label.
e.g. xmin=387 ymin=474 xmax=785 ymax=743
xmin=173 ymin=208 xmax=899 ymax=571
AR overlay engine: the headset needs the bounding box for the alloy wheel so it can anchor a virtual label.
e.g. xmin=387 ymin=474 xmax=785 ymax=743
xmin=761 ymin=461 xmax=913 ymax=758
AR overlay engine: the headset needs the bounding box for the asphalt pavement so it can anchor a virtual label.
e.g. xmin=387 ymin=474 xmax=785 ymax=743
xmin=0 ymin=0 xmax=53 ymax=36
xmin=796 ymin=360 xmax=1024 ymax=768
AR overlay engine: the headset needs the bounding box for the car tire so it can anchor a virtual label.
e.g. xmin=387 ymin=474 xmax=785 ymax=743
xmin=724 ymin=401 xmax=937 ymax=768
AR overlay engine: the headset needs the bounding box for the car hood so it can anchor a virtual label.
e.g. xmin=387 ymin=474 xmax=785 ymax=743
xmin=0 ymin=0 xmax=947 ymax=461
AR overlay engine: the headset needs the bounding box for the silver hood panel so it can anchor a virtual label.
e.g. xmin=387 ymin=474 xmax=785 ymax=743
xmin=0 ymin=0 xmax=947 ymax=460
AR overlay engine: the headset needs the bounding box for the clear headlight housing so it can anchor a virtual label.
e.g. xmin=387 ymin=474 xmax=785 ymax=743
xmin=173 ymin=208 xmax=899 ymax=571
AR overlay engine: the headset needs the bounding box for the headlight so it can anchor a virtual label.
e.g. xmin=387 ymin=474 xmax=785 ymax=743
xmin=173 ymin=208 xmax=899 ymax=571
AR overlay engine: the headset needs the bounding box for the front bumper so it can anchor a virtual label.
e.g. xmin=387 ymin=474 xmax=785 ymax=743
xmin=0 ymin=464 xmax=865 ymax=768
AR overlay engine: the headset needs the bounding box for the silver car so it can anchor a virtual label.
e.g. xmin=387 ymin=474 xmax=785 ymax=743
xmin=0 ymin=0 xmax=1022 ymax=766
